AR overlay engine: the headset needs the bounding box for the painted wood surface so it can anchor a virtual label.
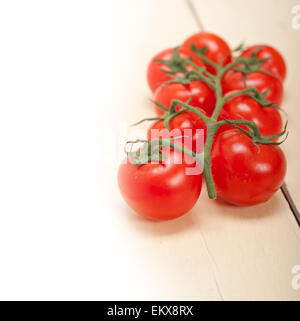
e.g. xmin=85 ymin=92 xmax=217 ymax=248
xmin=111 ymin=0 xmax=300 ymax=300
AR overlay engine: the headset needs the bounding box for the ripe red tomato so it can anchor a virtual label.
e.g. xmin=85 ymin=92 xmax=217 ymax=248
xmin=211 ymin=130 xmax=286 ymax=206
xmin=148 ymin=110 xmax=207 ymax=153
xmin=240 ymin=45 xmax=286 ymax=82
xmin=183 ymin=32 xmax=232 ymax=74
xmin=222 ymin=70 xmax=283 ymax=107
xmin=218 ymin=93 xmax=283 ymax=138
xmin=147 ymin=46 xmax=204 ymax=93
xmin=118 ymin=149 xmax=202 ymax=220
xmin=154 ymin=80 xmax=216 ymax=116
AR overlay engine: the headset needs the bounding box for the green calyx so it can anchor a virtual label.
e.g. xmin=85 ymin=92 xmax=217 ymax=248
xmin=126 ymin=139 xmax=166 ymax=166
xmin=223 ymin=86 xmax=279 ymax=109
xmin=190 ymin=44 xmax=220 ymax=71
xmin=230 ymin=46 xmax=275 ymax=79
xmin=155 ymin=47 xmax=216 ymax=88
xmin=132 ymin=98 xmax=191 ymax=131
xmin=219 ymin=118 xmax=288 ymax=149
xmin=132 ymin=96 xmax=214 ymax=131
xmin=232 ymin=43 xmax=245 ymax=53
xmin=154 ymin=47 xmax=192 ymax=76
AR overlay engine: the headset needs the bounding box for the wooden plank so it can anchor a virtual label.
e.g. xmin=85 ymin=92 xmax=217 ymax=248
xmin=189 ymin=0 xmax=300 ymax=213
xmin=193 ymin=190 xmax=300 ymax=300
xmin=187 ymin=0 xmax=300 ymax=300
xmin=112 ymin=0 xmax=300 ymax=300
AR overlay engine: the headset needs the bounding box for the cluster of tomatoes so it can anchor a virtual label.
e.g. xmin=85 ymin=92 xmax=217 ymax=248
xmin=118 ymin=32 xmax=287 ymax=221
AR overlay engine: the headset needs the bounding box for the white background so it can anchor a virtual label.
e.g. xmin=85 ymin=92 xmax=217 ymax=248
xmin=0 ymin=0 xmax=153 ymax=299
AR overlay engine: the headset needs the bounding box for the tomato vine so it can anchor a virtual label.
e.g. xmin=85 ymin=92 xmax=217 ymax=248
xmin=127 ymin=45 xmax=287 ymax=199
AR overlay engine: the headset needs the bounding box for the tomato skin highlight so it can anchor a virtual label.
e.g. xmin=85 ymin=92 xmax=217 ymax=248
xmin=147 ymin=47 xmax=204 ymax=93
xmin=148 ymin=110 xmax=207 ymax=153
xmin=183 ymin=32 xmax=232 ymax=74
xmin=218 ymin=93 xmax=283 ymax=138
xmin=222 ymin=70 xmax=283 ymax=107
xmin=211 ymin=130 xmax=287 ymax=206
xmin=118 ymin=149 xmax=203 ymax=220
xmin=240 ymin=45 xmax=287 ymax=82
xmin=154 ymin=80 xmax=216 ymax=116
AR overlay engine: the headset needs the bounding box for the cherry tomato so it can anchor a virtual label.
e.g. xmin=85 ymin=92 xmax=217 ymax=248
xmin=183 ymin=32 xmax=232 ymax=74
xmin=211 ymin=130 xmax=286 ymax=206
xmin=147 ymin=46 xmax=204 ymax=93
xmin=118 ymin=149 xmax=202 ymax=220
xmin=154 ymin=80 xmax=216 ymax=116
xmin=148 ymin=110 xmax=207 ymax=153
xmin=222 ymin=70 xmax=283 ymax=107
xmin=240 ymin=45 xmax=286 ymax=82
xmin=218 ymin=93 xmax=283 ymax=138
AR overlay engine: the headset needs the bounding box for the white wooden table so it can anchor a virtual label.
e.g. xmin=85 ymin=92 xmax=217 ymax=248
xmin=111 ymin=0 xmax=300 ymax=301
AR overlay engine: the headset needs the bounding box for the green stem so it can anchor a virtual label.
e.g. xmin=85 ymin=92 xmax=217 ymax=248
xmin=210 ymin=58 xmax=249 ymax=121
xmin=170 ymin=100 xmax=213 ymax=124
xmin=203 ymin=123 xmax=220 ymax=198
xmin=186 ymin=70 xmax=216 ymax=89
xmin=222 ymin=87 xmax=261 ymax=104
xmin=132 ymin=116 xmax=163 ymax=126
xmin=211 ymin=80 xmax=223 ymax=121
xmin=217 ymin=119 xmax=261 ymax=137
xmin=167 ymin=140 xmax=204 ymax=169
xmin=192 ymin=49 xmax=220 ymax=71
xmin=186 ymin=61 xmax=217 ymax=88
xmin=128 ymin=138 xmax=204 ymax=169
